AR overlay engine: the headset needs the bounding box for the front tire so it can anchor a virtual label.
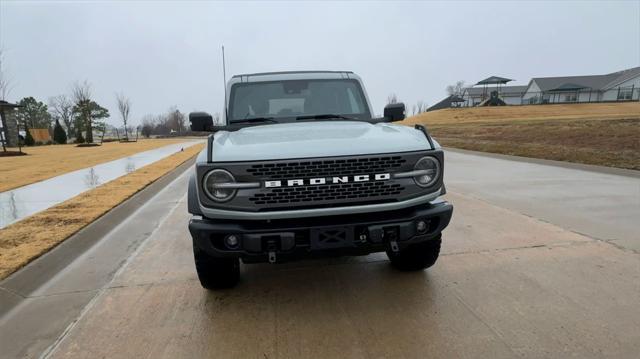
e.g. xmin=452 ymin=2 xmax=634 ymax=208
xmin=193 ymin=245 xmax=240 ymax=289
xmin=387 ymin=235 xmax=441 ymax=271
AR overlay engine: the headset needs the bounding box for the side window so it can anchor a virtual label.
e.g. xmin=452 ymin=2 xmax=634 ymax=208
xmin=346 ymin=88 xmax=362 ymax=113
xmin=617 ymin=88 xmax=632 ymax=100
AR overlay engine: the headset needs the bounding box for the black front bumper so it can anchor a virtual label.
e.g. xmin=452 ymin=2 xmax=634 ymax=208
xmin=189 ymin=201 xmax=453 ymax=263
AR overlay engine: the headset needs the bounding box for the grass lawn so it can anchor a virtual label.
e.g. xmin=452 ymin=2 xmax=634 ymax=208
xmin=402 ymin=102 xmax=640 ymax=170
xmin=0 ymin=138 xmax=193 ymax=193
xmin=0 ymin=143 xmax=204 ymax=280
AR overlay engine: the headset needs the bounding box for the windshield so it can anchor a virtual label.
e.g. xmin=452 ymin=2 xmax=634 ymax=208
xmin=228 ymin=79 xmax=371 ymax=123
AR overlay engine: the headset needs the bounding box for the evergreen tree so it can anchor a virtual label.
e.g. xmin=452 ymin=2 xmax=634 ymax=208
xmin=15 ymin=97 xmax=52 ymax=129
xmin=24 ymin=126 xmax=35 ymax=146
xmin=53 ymin=118 xmax=67 ymax=144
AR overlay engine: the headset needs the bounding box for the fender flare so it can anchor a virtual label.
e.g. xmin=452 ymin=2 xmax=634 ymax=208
xmin=188 ymin=173 xmax=203 ymax=215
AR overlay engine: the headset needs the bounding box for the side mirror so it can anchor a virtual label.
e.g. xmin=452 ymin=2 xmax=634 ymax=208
xmin=189 ymin=112 xmax=214 ymax=131
xmin=383 ymin=103 xmax=406 ymax=122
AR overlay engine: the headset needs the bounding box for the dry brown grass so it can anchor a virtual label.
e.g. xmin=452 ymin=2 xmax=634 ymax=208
xmin=0 ymin=143 xmax=204 ymax=280
xmin=402 ymin=103 xmax=640 ymax=170
xmin=0 ymin=139 xmax=190 ymax=193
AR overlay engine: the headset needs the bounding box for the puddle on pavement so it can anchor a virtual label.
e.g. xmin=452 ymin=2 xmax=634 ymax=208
xmin=0 ymin=141 xmax=201 ymax=228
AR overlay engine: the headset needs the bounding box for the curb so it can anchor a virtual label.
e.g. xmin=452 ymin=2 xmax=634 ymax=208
xmin=444 ymin=147 xmax=640 ymax=178
xmin=0 ymin=156 xmax=196 ymax=315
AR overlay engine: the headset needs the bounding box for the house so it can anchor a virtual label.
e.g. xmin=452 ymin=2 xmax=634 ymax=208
xmin=426 ymin=95 xmax=465 ymax=112
xmin=522 ymin=66 xmax=640 ymax=104
xmin=462 ymin=85 xmax=528 ymax=106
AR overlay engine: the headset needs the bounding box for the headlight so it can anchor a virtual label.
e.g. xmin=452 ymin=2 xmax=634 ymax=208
xmin=413 ymin=156 xmax=440 ymax=187
xmin=203 ymin=169 xmax=237 ymax=202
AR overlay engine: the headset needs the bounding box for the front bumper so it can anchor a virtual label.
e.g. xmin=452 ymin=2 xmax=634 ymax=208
xmin=189 ymin=201 xmax=453 ymax=263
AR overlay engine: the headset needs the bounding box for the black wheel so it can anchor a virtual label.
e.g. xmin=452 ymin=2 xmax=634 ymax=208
xmin=193 ymin=244 xmax=240 ymax=289
xmin=387 ymin=235 xmax=441 ymax=271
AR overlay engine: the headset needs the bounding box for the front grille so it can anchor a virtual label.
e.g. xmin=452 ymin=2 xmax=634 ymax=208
xmin=196 ymin=151 xmax=439 ymax=212
xmin=242 ymin=154 xmax=413 ymax=210
xmin=249 ymin=181 xmax=404 ymax=206
xmin=246 ymin=156 xmax=406 ymax=180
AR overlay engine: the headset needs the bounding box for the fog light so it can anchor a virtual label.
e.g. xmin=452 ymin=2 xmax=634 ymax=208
xmin=225 ymin=234 xmax=239 ymax=248
xmin=416 ymin=220 xmax=428 ymax=233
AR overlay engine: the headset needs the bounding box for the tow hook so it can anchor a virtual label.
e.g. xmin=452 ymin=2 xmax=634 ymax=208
xmin=383 ymin=226 xmax=400 ymax=253
xmin=268 ymin=251 xmax=277 ymax=263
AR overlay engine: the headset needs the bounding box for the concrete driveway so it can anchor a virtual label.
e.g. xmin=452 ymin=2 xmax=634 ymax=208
xmin=2 ymin=150 xmax=639 ymax=358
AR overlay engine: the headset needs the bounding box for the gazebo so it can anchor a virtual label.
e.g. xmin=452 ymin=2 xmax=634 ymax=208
xmin=475 ymin=76 xmax=513 ymax=101
xmin=0 ymin=100 xmax=22 ymax=152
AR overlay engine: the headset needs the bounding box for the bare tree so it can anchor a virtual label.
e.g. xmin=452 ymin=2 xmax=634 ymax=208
xmin=71 ymin=80 xmax=93 ymax=142
xmin=212 ymin=112 xmax=222 ymax=126
xmin=387 ymin=93 xmax=398 ymax=105
xmin=116 ymin=92 xmax=131 ymax=140
xmin=0 ymin=50 xmax=12 ymax=152
xmin=446 ymin=81 xmax=466 ymax=97
xmin=175 ymin=110 xmax=185 ymax=134
xmin=416 ymin=100 xmax=427 ymax=114
xmin=0 ymin=49 xmax=13 ymax=101
xmin=166 ymin=106 xmax=185 ymax=134
xmin=49 ymin=95 xmax=74 ymax=137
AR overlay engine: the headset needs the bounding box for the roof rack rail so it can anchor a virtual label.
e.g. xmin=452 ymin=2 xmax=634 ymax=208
xmin=232 ymin=70 xmax=354 ymax=78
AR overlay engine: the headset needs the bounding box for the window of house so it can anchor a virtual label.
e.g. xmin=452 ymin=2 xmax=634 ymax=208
xmin=564 ymin=93 xmax=577 ymax=102
xmin=617 ymin=88 xmax=633 ymax=100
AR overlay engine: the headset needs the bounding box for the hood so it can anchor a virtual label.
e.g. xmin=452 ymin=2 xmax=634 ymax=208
xmin=209 ymin=121 xmax=435 ymax=162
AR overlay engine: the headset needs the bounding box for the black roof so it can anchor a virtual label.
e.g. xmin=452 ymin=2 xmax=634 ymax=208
xmin=427 ymin=95 xmax=465 ymax=112
xmin=0 ymin=100 xmax=22 ymax=109
xmin=476 ymin=76 xmax=513 ymax=85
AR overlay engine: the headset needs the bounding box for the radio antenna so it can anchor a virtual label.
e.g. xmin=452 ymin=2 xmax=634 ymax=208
xmin=222 ymin=45 xmax=228 ymax=123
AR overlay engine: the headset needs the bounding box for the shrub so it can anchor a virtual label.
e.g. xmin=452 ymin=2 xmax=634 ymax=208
xmin=24 ymin=127 xmax=35 ymax=146
xmin=53 ymin=119 xmax=67 ymax=144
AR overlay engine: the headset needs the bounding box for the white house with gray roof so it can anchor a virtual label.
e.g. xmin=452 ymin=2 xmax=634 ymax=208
xmin=522 ymin=66 xmax=640 ymax=104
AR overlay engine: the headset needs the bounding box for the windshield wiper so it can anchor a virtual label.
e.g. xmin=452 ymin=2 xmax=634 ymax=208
xmin=296 ymin=114 xmax=356 ymax=121
xmin=230 ymin=117 xmax=278 ymax=124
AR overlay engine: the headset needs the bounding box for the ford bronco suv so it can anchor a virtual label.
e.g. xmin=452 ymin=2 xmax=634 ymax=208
xmin=188 ymin=71 xmax=453 ymax=289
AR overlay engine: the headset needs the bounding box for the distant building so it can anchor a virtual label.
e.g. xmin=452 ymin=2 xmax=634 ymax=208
xmin=431 ymin=67 xmax=640 ymax=112
xmin=426 ymin=95 xmax=465 ymax=112
xmin=462 ymin=85 xmax=528 ymax=106
xmin=522 ymin=66 xmax=640 ymax=104
xmin=0 ymin=100 xmax=21 ymax=148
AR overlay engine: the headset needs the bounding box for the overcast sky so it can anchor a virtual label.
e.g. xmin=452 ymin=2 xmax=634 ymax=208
xmin=1 ymin=1 xmax=638 ymax=125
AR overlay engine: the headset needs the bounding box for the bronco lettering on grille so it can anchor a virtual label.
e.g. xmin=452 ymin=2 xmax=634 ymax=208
xmin=264 ymin=173 xmax=391 ymax=188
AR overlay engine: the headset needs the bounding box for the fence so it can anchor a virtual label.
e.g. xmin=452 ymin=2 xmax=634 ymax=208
xmin=457 ymin=87 xmax=640 ymax=108
xmin=520 ymin=87 xmax=640 ymax=105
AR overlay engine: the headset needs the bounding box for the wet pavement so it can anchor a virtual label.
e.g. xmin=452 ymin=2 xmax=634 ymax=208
xmin=1 ymin=150 xmax=639 ymax=358
xmin=0 ymin=141 xmax=200 ymax=228
xmin=445 ymin=149 xmax=640 ymax=251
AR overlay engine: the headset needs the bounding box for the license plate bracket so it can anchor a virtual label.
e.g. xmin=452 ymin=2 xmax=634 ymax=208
xmin=310 ymin=227 xmax=354 ymax=249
